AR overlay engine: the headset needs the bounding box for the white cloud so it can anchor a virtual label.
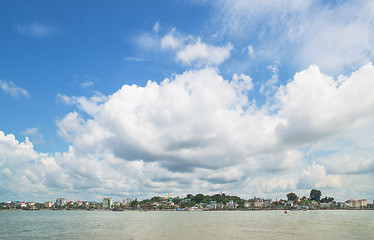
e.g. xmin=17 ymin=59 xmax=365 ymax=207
xmin=161 ymin=29 xmax=233 ymax=66
xmin=297 ymin=163 xmax=343 ymax=189
xmin=153 ymin=21 xmax=160 ymax=33
xmin=136 ymin=32 xmax=159 ymax=49
xmin=213 ymin=0 xmax=374 ymax=74
xmin=21 ymin=127 xmax=44 ymax=144
xmin=247 ymin=45 xmax=255 ymax=58
xmin=0 ymin=79 xmax=29 ymax=98
xmin=15 ymin=22 xmax=59 ymax=38
xmin=176 ymin=39 xmax=233 ymax=66
xmin=2 ymin=62 xmax=374 ymax=201
xmin=80 ymin=81 xmax=94 ymax=88
xmin=53 ymin=63 xmax=374 ymax=191
xmin=161 ymin=30 xmax=183 ymax=49
xmin=275 ymin=62 xmax=374 ymax=145
xmin=57 ymin=93 xmax=107 ymax=115
xmin=56 ymin=63 xmax=374 ymax=173
xmin=232 ymin=73 xmax=253 ymax=92
xmin=260 ymin=65 xmax=279 ymax=97
xmin=123 ymin=57 xmax=145 ymax=62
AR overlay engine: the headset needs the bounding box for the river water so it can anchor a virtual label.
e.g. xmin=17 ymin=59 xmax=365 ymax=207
xmin=1 ymin=210 xmax=373 ymax=239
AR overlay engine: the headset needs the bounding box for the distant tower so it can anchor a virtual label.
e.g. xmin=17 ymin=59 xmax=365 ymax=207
xmin=168 ymin=192 xmax=172 ymax=202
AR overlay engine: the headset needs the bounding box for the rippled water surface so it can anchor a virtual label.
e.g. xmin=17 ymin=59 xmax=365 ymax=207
xmin=1 ymin=210 xmax=373 ymax=239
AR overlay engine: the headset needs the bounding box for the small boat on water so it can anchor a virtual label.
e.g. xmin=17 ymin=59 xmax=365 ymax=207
xmin=112 ymin=208 xmax=124 ymax=211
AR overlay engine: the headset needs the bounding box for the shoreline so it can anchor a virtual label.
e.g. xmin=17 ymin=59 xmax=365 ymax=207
xmin=1 ymin=208 xmax=373 ymax=212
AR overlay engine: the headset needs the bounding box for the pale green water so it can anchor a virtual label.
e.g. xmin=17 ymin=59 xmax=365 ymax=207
xmin=0 ymin=210 xmax=373 ymax=239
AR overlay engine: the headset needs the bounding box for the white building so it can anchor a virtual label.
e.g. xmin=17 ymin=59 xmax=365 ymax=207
xmin=320 ymin=202 xmax=334 ymax=209
xmin=254 ymin=200 xmax=264 ymax=208
xmin=208 ymin=201 xmax=217 ymax=209
xmin=358 ymin=199 xmax=367 ymax=208
xmin=345 ymin=199 xmax=364 ymax=209
xmin=123 ymin=198 xmax=132 ymax=205
xmin=226 ymin=200 xmax=237 ymax=209
xmin=285 ymin=201 xmax=294 ymax=207
xmin=44 ymin=201 xmax=54 ymax=208
xmin=264 ymin=199 xmax=272 ymax=208
xmin=103 ymin=197 xmax=113 ymax=209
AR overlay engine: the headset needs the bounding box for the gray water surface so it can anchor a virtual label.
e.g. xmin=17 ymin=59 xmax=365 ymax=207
xmin=1 ymin=210 xmax=373 ymax=239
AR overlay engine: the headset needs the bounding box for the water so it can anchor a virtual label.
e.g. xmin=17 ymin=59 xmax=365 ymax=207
xmin=0 ymin=210 xmax=373 ymax=239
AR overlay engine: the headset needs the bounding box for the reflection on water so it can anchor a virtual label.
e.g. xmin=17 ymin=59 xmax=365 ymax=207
xmin=1 ymin=210 xmax=373 ymax=239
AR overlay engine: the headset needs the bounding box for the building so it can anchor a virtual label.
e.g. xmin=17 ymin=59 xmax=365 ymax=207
xmin=320 ymin=202 xmax=334 ymax=209
xmin=345 ymin=199 xmax=362 ymax=209
xmin=208 ymin=201 xmax=217 ymax=209
xmin=103 ymin=197 xmax=113 ymax=209
xmin=44 ymin=201 xmax=54 ymax=208
xmin=56 ymin=197 xmax=66 ymax=206
xmin=226 ymin=200 xmax=237 ymax=209
xmin=244 ymin=201 xmax=251 ymax=208
xmin=6 ymin=201 xmax=14 ymax=208
xmin=254 ymin=200 xmax=264 ymax=208
xmin=264 ymin=199 xmax=272 ymax=208
xmin=358 ymin=199 xmax=367 ymax=208
xmin=114 ymin=201 xmax=122 ymax=207
xmin=285 ymin=201 xmax=294 ymax=207
xmin=123 ymin=198 xmax=132 ymax=205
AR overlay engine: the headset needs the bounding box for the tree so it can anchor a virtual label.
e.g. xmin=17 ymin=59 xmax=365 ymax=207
xmin=186 ymin=194 xmax=194 ymax=200
xmin=310 ymin=189 xmax=321 ymax=202
xmin=173 ymin=197 xmax=181 ymax=204
xmin=287 ymin=192 xmax=298 ymax=202
xmin=195 ymin=194 xmax=204 ymax=203
xmin=130 ymin=198 xmax=139 ymax=208
xmin=320 ymin=196 xmax=334 ymax=203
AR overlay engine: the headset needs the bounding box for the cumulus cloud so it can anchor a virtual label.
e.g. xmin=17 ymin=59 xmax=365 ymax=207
xmin=297 ymin=163 xmax=343 ymax=189
xmin=2 ymin=62 xmax=374 ymax=201
xmin=275 ymin=63 xmax=374 ymax=146
xmin=232 ymin=73 xmax=253 ymax=92
xmin=161 ymin=30 xmax=183 ymax=49
xmin=0 ymin=79 xmax=29 ymax=98
xmin=161 ymin=30 xmax=233 ymax=66
xmin=57 ymin=93 xmax=107 ymax=115
xmin=56 ymin=61 xmax=374 ymax=175
xmin=0 ymin=131 xmax=44 ymax=200
xmin=176 ymin=39 xmax=233 ymax=66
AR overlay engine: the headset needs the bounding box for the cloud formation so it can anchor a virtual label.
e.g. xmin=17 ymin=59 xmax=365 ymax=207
xmin=176 ymin=39 xmax=233 ymax=66
xmin=0 ymin=79 xmax=29 ymax=98
xmin=214 ymin=0 xmax=374 ymax=73
xmin=2 ymin=61 xmax=374 ymax=201
xmin=161 ymin=31 xmax=233 ymax=66
xmin=9 ymin=62 xmax=374 ymax=199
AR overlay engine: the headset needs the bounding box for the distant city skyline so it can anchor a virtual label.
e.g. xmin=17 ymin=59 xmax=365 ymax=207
xmin=1 ymin=0 xmax=374 ymax=203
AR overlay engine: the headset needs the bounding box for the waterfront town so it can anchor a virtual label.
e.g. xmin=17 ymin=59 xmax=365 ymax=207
xmin=1 ymin=190 xmax=373 ymax=211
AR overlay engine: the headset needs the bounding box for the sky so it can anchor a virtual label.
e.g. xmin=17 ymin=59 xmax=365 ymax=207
xmin=1 ymin=0 xmax=374 ymax=203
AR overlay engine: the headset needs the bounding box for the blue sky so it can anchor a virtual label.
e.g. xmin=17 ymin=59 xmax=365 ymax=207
xmin=1 ymin=0 xmax=374 ymax=202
